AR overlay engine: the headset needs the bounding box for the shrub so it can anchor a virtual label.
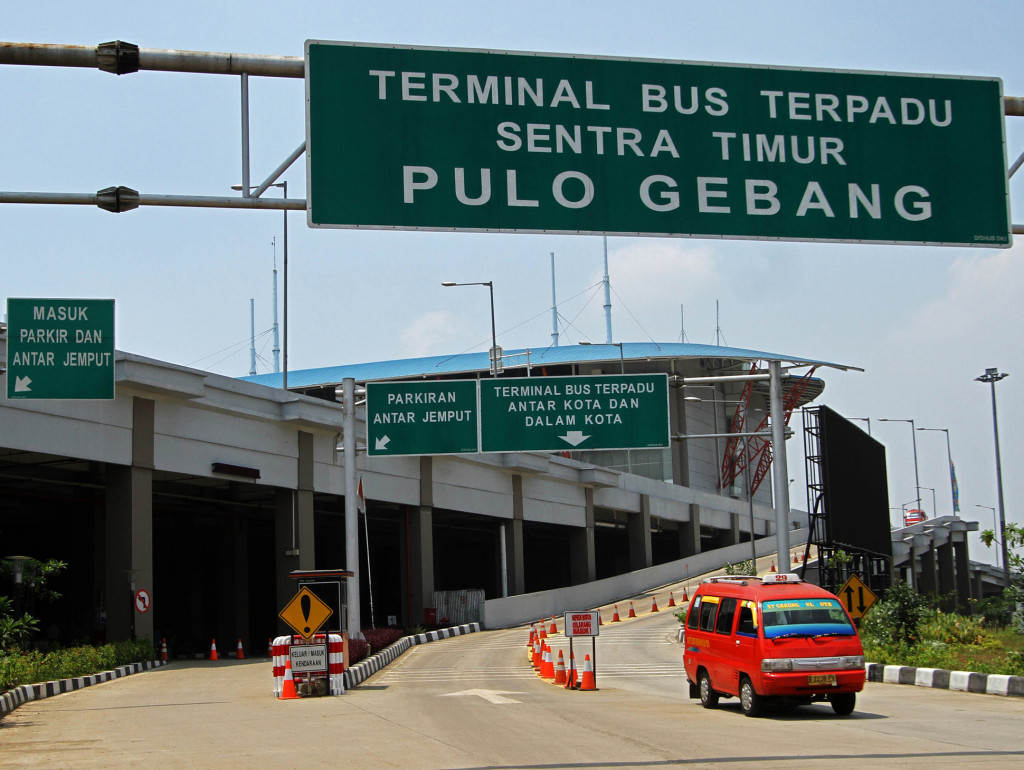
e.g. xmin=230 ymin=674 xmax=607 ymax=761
xmin=861 ymin=581 xmax=925 ymax=648
xmin=348 ymin=637 xmax=369 ymax=665
xmin=0 ymin=638 xmax=156 ymax=692
xmin=362 ymin=627 xmax=403 ymax=654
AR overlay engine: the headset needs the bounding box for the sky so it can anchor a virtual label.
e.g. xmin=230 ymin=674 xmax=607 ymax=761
xmin=3 ymin=1 xmax=1022 ymax=568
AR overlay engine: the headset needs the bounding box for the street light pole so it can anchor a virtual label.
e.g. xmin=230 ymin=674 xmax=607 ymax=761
xmin=975 ymin=368 xmax=1010 ymax=586
xmin=974 ymin=504 xmax=999 ymax=569
xmin=579 ymin=341 xmax=625 ymax=373
xmin=442 ymin=281 xmax=499 ymax=377
xmin=917 ymin=427 xmax=958 ymax=517
xmin=879 ymin=418 xmax=921 ymax=513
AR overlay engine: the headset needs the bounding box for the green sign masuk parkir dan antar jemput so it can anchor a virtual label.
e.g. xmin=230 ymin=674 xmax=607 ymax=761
xmin=306 ymin=41 xmax=1010 ymax=247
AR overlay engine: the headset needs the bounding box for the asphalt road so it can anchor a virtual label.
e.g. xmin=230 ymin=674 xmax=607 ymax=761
xmin=3 ymin=608 xmax=1024 ymax=768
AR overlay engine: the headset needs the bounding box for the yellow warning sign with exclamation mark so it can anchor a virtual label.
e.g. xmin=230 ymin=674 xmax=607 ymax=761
xmin=279 ymin=586 xmax=334 ymax=640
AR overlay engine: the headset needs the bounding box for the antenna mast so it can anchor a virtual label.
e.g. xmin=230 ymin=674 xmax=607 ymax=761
xmin=271 ymin=237 xmax=280 ymax=373
xmin=249 ymin=298 xmax=256 ymax=375
xmin=550 ymin=252 xmax=559 ymax=346
xmin=603 ymin=236 xmax=613 ymax=343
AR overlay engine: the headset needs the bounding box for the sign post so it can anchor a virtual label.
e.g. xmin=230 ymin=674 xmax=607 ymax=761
xmin=6 ymin=298 xmax=115 ymax=400
xmin=837 ymin=574 xmax=878 ymax=620
xmin=307 ymin=41 xmax=1009 ymax=247
xmin=563 ymin=610 xmax=600 ymax=689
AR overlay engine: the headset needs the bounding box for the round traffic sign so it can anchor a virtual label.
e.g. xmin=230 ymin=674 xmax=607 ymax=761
xmin=134 ymin=589 xmax=152 ymax=614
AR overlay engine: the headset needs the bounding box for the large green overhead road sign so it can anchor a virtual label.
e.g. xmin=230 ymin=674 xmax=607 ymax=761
xmin=366 ymin=380 xmax=479 ymax=456
xmin=307 ymin=41 xmax=1010 ymax=247
xmin=6 ymin=298 xmax=115 ymax=400
xmin=480 ymin=374 xmax=669 ymax=453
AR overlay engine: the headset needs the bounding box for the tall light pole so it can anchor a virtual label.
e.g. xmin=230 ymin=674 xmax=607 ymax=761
xmin=849 ymin=417 xmax=871 ymax=435
xmin=917 ymin=427 xmax=958 ymax=517
xmin=975 ymin=367 xmax=1010 ymax=586
xmin=442 ymin=281 xmax=499 ymax=377
xmin=579 ymin=341 xmax=625 ymax=373
xmin=879 ymin=418 xmax=921 ymax=513
xmin=974 ymin=504 xmax=999 ymax=569
xmin=920 ymin=486 xmax=937 ymax=519
xmin=233 ymin=181 xmax=288 ymax=388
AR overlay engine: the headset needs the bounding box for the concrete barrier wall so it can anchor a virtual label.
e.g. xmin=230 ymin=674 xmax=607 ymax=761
xmin=481 ymin=529 xmax=808 ymax=629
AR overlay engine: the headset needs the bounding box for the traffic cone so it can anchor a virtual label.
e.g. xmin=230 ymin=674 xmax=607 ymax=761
xmin=532 ymin=637 xmax=541 ymax=668
xmin=539 ymin=624 xmax=547 ymax=640
xmin=159 ymin=638 xmax=168 ymax=662
xmin=553 ymin=650 xmax=567 ymax=685
xmin=579 ymin=654 xmax=596 ymax=691
xmin=598 ymin=611 xmax=603 ymax=626
xmin=651 ymin=596 xmax=660 ymax=612
xmin=236 ymin=638 xmax=245 ymax=660
xmin=279 ymin=659 xmax=300 ymax=700
xmin=549 ymin=616 xmax=557 ymax=635
xmin=528 ymin=625 xmax=536 ymax=649
xmin=628 ymin=602 xmax=636 ymax=618
xmin=611 ymin=605 xmax=620 ymax=622
xmin=793 ymin=554 xmax=800 ymax=565
xmin=541 ymin=644 xmax=555 ymax=679
xmin=668 ymin=592 xmax=676 ymax=607
xmin=770 ymin=561 xmax=776 ymax=572
xmin=565 ymin=651 xmax=578 ymax=689
xmin=681 ymin=588 xmax=689 ymax=602
xmin=209 ymin=638 xmax=219 ymax=661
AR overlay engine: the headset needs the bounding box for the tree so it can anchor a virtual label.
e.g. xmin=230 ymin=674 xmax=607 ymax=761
xmin=981 ymin=523 xmax=1024 ymax=633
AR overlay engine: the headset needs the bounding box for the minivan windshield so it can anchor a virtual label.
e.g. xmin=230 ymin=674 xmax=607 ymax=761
xmin=760 ymin=598 xmax=856 ymax=639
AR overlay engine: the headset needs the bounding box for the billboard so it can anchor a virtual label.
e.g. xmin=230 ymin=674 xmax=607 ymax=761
xmin=306 ymin=41 xmax=1010 ymax=247
xmin=819 ymin=406 xmax=892 ymax=556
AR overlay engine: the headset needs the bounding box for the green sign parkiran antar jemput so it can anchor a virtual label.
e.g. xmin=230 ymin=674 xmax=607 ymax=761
xmin=306 ymin=42 xmax=1010 ymax=247
xmin=6 ymin=299 xmax=115 ymax=400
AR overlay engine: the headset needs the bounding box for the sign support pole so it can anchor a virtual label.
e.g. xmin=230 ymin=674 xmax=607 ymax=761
xmin=769 ymin=361 xmax=791 ymax=571
xmin=343 ymin=377 xmax=361 ymax=639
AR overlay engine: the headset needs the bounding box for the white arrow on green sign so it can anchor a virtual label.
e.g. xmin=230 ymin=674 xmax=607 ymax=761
xmin=6 ymin=298 xmax=115 ymax=400
xmin=480 ymin=374 xmax=669 ymax=453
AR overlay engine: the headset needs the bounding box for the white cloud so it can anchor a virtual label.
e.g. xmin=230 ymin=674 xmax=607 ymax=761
xmin=399 ymin=311 xmax=463 ymax=358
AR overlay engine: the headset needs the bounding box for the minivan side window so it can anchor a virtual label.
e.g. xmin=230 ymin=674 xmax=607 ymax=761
xmin=715 ymin=597 xmax=738 ymax=634
xmin=698 ymin=596 xmax=719 ymax=632
xmin=687 ymin=596 xmax=702 ymax=630
xmin=737 ymin=601 xmax=757 ymax=636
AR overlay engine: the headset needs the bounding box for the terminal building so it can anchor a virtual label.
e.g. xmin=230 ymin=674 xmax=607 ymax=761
xmin=0 ymin=334 xmax=992 ymax=655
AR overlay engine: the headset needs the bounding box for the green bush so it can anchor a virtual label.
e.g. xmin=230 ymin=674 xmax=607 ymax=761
xmin=861 ymin=581 xmax=925 ymax=647
xmin=0 ymin=638 xmax=156 ymax=692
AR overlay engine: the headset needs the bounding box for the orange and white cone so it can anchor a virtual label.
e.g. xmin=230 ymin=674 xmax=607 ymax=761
xmin=549 ymin=616 xmax=558 ymax=635
xmin=236 ymin=638 xmax=245 ymax=660
xmin=579 ymin=654 xmax=596 ymax=691
xmin=209 ymin=638 xmax=219 ymax=661
xmin=668 ymin=592 xmax=676 ymax=607
xmin=770 ymin=561 xmax=776 ymax=572
xmin=539 ymin=624 xmax=547 ymax=640
xmin=553 ymin=650 xmax=567 ymax=685
xmin=279 ymin=659 xmax=300 ymax=700
xmin=159 ymin=638 xmax=169 ymax=662
xmin=532 ymin=637 xmax=541 ymax=668
xmin=628 ymin=602 xmax=637 ymax=618
xmin=541 ymin=644 xmax=555 ymax=679
xmin=793 ymin=554 xmax=800 ymax=565
xmin=681 ymin=588 xmax=689 ymax=602
xmin=611 ymin=605 xmax=620 ymax=622
xmin=651 ymin=596 xmax=660 ymax=612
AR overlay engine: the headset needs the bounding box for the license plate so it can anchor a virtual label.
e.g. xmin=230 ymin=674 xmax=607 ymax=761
xmin=808 ymin=674 xmax=837 ymax=686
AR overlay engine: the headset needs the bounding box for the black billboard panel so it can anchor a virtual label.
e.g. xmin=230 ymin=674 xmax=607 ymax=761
xmin=819 ymin=406 xmax=892 ymax=556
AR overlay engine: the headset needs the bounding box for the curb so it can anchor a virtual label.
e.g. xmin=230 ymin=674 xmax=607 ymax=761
xmin=865 ymin=663 xmax=1024 ymax=697
xmin=675 ymin=627 xmax=1024 ymax=699
xmin=342 ymin=623 xmax=480 ymax=690
xmin=0 ymin=659 xmax=168 ymax=720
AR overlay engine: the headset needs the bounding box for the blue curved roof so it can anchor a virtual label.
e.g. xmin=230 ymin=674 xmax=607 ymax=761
xmin=240 ymin=342 xmax=853 ymax=389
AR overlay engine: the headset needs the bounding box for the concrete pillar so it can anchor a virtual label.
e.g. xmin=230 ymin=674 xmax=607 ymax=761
xmin=937 ymin=541 xmax=956 ymax=611
xmin=409 ymin=457 xmax=435 ymax=624
xmin=506 ymin=476 xmax=526 ymax=595
xmin=680 ymin=503 xmax=701 ymax=556
xmin=104 ymin=397 xmax=154 ymax=642
xmin=670 ymin=387 xmax=689 ymax=486
xmin=918 ymin=548 xmax=937 ymax=595
xmin=628 ymin=495 xmax=653 ymax=571
xmin=274 ymin=431 xmax=316 ymax=629
xmin=570 ymin=488 xmax=597 ymax=584
xmin=953 ymin=538 xmax=972 ymax=610
xmin=725 ymin=513 xmax=742 ymax=546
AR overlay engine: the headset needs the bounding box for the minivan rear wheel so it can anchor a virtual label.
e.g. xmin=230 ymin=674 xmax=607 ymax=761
xmin=698 ymin=670 xmax=719 ymax=709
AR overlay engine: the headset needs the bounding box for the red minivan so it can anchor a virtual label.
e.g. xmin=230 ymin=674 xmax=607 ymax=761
xmin=683 ymin=573 xmax=865 ymax=717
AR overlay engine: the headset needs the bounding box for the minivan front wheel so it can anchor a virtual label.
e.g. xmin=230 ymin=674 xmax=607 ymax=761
xmin=698 ymin=670 xmax=719 ymax=709
xmin=739 ymin=677 xmax=763 ymax=717
xmin=830 ymin=692 xmax=856 ymax=716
